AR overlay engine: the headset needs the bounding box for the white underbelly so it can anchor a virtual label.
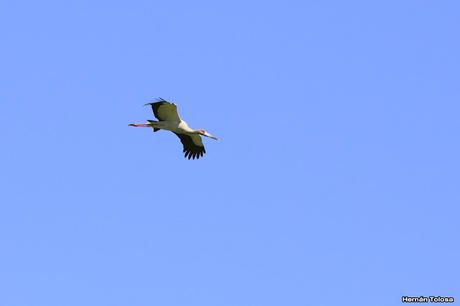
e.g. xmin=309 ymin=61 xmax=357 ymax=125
xmin=153 ymin=120 xmax=192 ymax=134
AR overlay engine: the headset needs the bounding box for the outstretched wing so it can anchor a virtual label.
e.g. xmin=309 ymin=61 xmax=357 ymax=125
xmin=174 ymin=133 xmax=206 ymax=160
xmin=145 ymin=98 xmax=181 ymax=122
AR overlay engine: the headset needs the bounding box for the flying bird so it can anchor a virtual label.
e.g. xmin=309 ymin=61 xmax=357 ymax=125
xmin=129 ymin=98 xmax=218 ymax=159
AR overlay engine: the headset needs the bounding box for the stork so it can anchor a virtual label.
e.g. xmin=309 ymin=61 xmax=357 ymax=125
xmin=129 ymin=98 xmax=218 ymax=159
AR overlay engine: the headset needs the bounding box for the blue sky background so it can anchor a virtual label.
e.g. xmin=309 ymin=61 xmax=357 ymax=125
xmin=0 ymin=1 xmax=459 ymax=305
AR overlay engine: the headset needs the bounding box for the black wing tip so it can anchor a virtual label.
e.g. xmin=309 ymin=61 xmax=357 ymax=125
xmin=183 ymin=150 xmax=205 ymax=160
xmin=144 ymin=97 xmax=171 ymax=107
xmin=156 ymin=97 xmax=174 ymax=104
xmin=175 ymin=133 xmax=206 ymax=160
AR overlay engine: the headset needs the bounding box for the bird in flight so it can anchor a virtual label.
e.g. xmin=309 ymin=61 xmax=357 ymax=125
xmin=129 ymin=98 xmax=218 ymax=160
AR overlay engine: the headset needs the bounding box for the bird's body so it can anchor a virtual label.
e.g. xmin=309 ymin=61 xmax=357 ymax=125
xmin=129 ymin=98 xmax=217 ymax=159
xmin=148 ymin=119 xmax=192 ymax=134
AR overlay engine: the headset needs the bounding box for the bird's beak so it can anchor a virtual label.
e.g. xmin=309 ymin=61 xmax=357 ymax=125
xmin=205 ymin=132 xmax=218 ymax=140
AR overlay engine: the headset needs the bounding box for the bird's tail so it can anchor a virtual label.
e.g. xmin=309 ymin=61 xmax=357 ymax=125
xmin=147 ymin=120 xmax=160 ymax=132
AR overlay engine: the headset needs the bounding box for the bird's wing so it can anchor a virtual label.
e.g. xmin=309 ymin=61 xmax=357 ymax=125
xmin=146 ymin=98 xmax=181 ymax=122
xmin=174 ymin=133 xmax=206 ymax=160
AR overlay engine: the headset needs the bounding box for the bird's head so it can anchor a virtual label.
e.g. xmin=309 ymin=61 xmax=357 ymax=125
xmin=198 ymin=129 xmax=218 ymax=140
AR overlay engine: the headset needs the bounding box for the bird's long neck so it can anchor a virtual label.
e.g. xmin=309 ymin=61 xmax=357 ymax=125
xmin=179 ymin=121 xmax=200 ymax=134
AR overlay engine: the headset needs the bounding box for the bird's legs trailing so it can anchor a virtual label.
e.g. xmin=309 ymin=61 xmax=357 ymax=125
xmin=129 ymin=121 xmax=161 ymax=132
xmin=128 ymin=123 xmax=150 ymax=127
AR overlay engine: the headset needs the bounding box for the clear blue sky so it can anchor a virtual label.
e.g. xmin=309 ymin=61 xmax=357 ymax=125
xmin=1 ymin=1 xmax=458 ymax=305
